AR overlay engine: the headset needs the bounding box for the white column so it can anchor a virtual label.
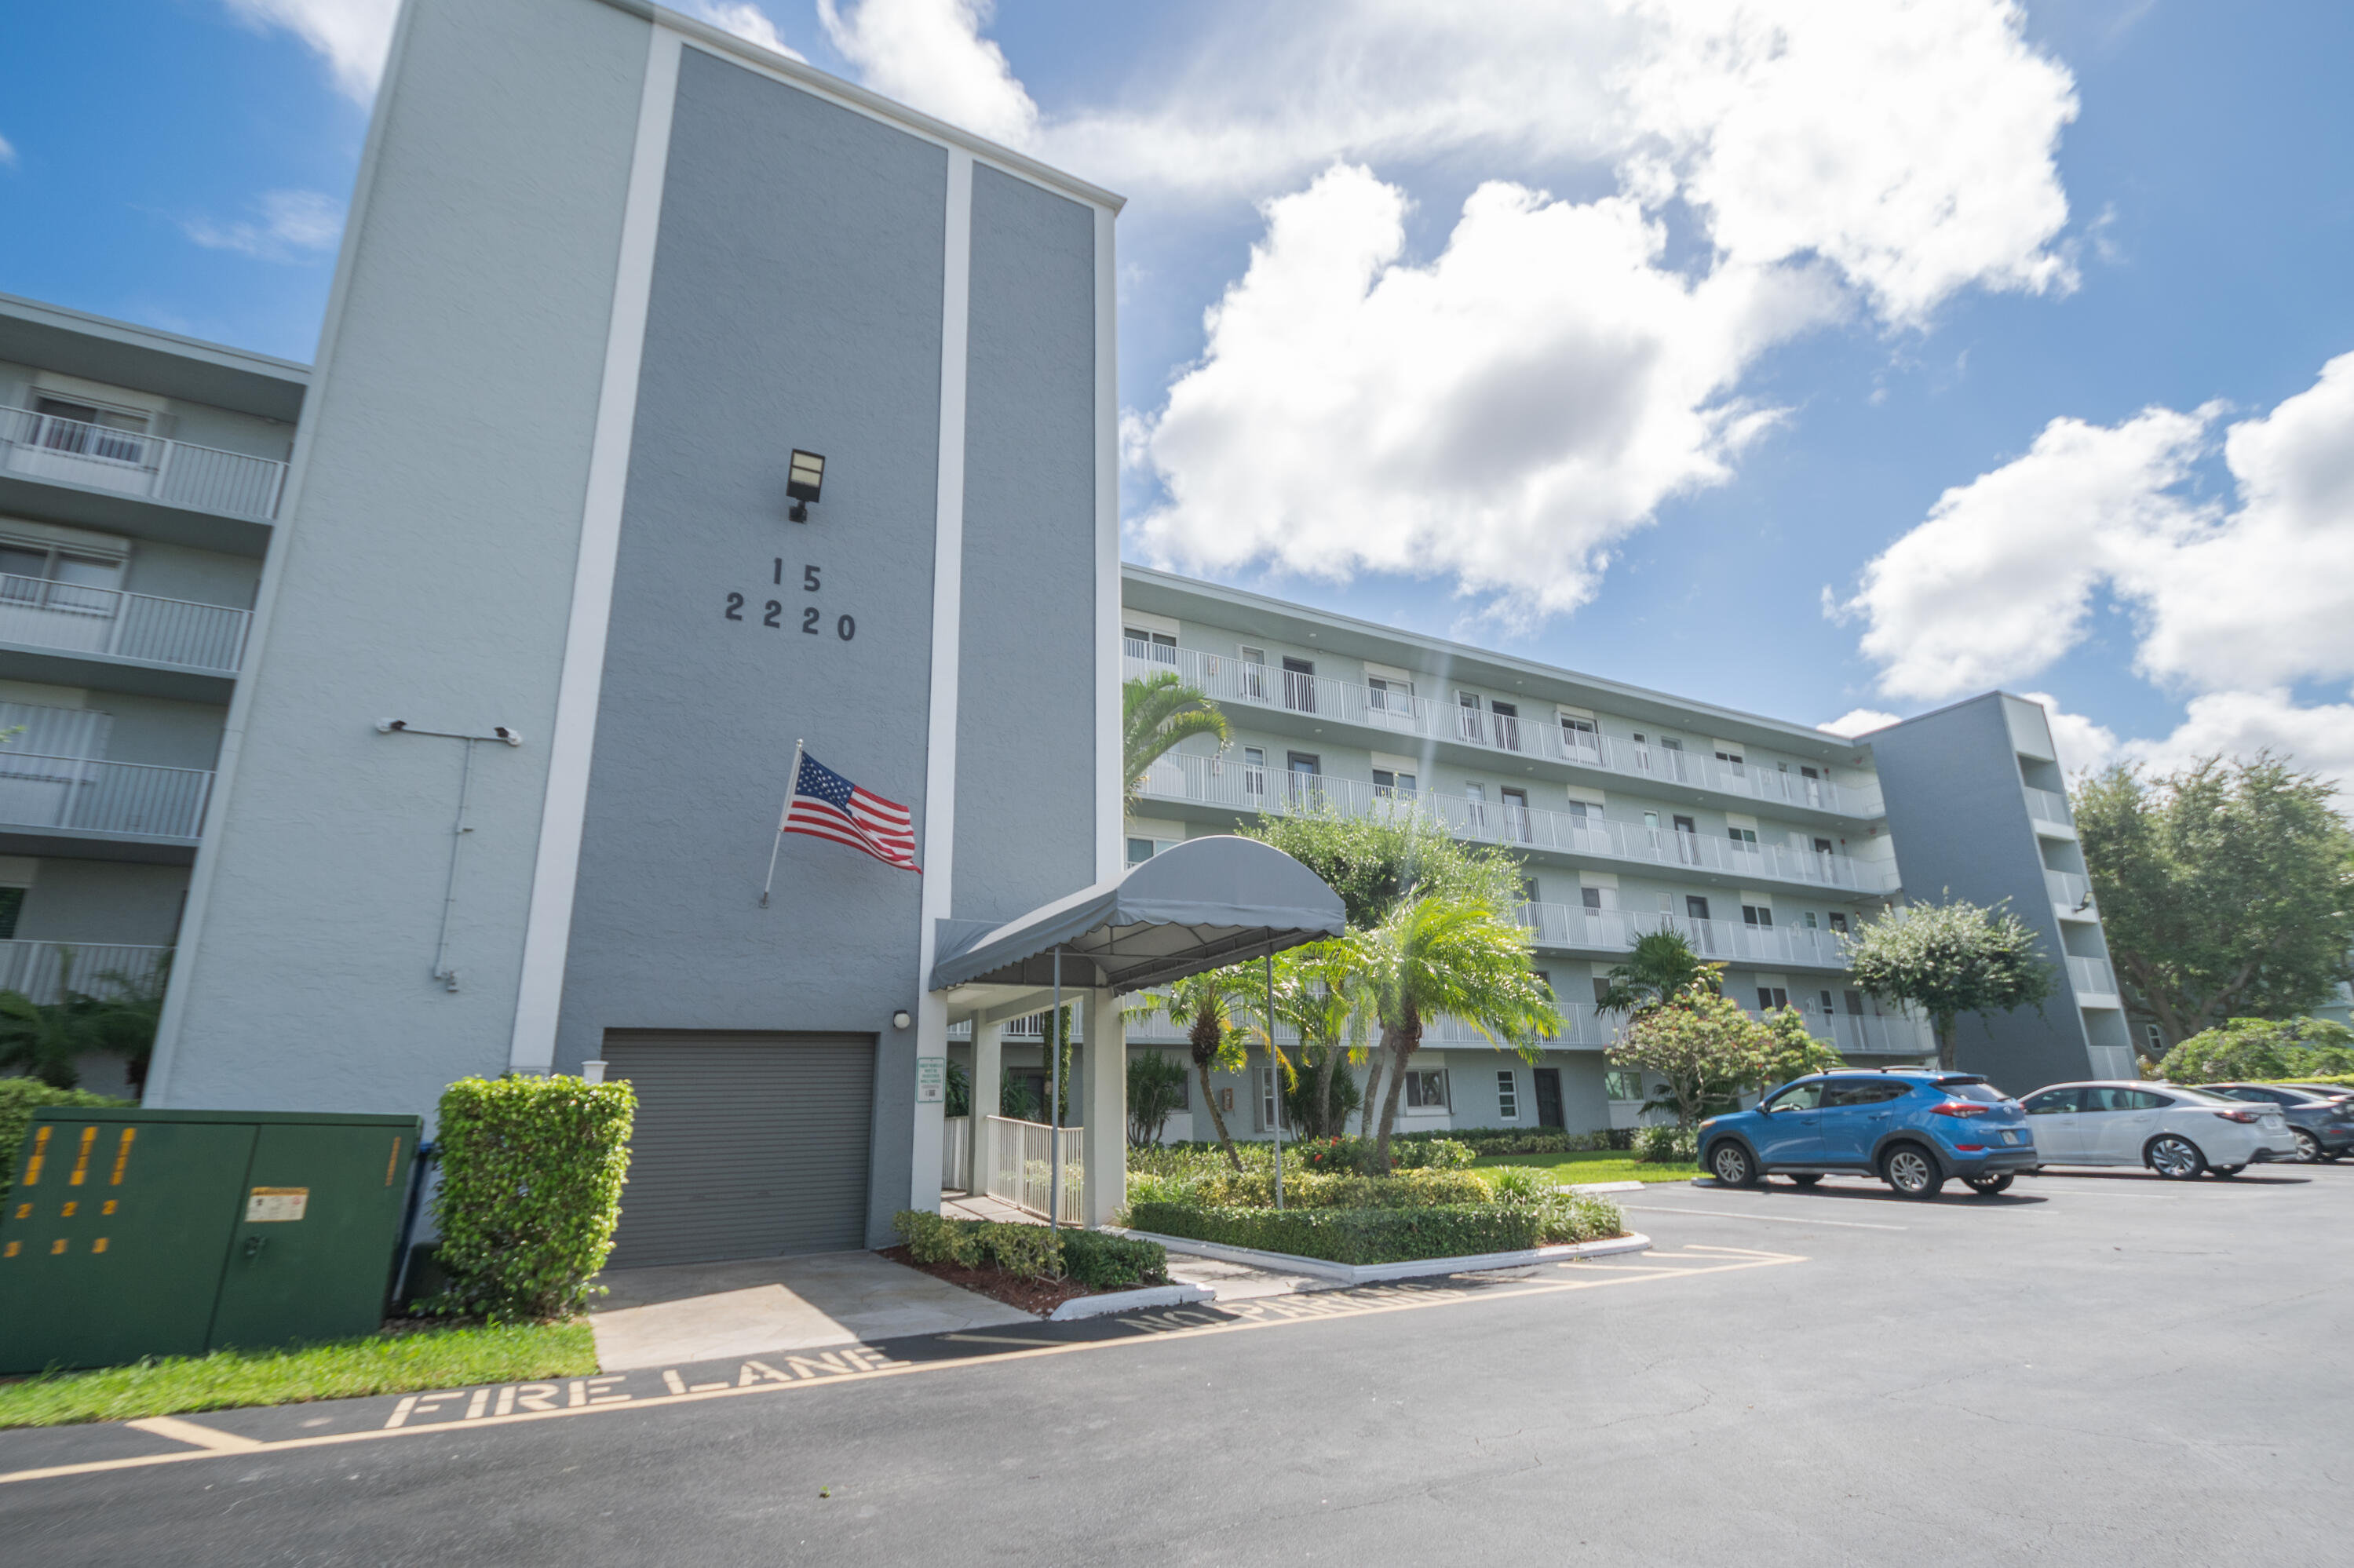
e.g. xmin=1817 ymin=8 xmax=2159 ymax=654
xmin=970 ymin=1016 xmax=1003 ymax=1191
xmin=911 ymin=1010 xmax=946 ymax=1210
xmin=1082 ymin=987 xmax=1126 ymax=1228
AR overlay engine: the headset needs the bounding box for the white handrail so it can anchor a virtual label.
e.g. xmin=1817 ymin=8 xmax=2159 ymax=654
xmin=983 ymin=1115 xmax=1083 ymax=1221
xmin=0 ymin=751 xmax=214 ymax=838
xmin=0 ymin=573 xmax=250 ymax=673
xmin=0 ymin=940 xmax=172 ymax=1005
xmin=1126 ymin=640 xmax=1885 ymax=818
xmin=0 ymin=404 xmax=287 ymax=521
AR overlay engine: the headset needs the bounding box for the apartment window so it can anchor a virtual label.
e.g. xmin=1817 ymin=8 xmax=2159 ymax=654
xmin=1843 ymin=990 xmax=1866 ymax=1016
xmin=1685 ymin=895 xmax=1711 ymax=921
xmin=1660 ymin=737 xmax=1684 ymax=752
xmin=0 ymin=886 xmax=21 ymax=939
xmin=1281 ymin=657 xmax=1316 ymax=713
xmin=1239 ymin=646 xmax=1268 ymax=700
xmin=1604 ymin=1070 xmax=1643 ymax=1101
xmin=1743 ymin=906 xmax=1773 ymax=928
xmin=1257 ymin=1067 xmax=1286 ymax=1132
xmin=2143 ymin=1023 xmax=2164 ymax=1055
xmin=1127 ymin=837 xmax=1155 ymax=866
xmin=1243 ymin=746 xmax=1267 ymax=798
xmin=1801 ymin=766 xmax=1821 ymax=782
xmin=1560 ymin=714 xmax=1599 ymax=753
xmin=1580 ymin=886 xmax=1604 ymax=912
xmin=1727 ymin=826 xmax=1758 ymax=848
xmin=1403 ymin=1070 xmax=1450 ymax=1110
xmin=1756 ymin=986 xmax=1790 ymax=1011
xmin=1371 ymin=767 xmax=1417 ymax=798
xmin=1801 ymin=911 xmax=1819 ymax=929
xmin=1641 ymin=809 xmax=1660 ymax=831
xmin=1812 ymin=837 xmax=1834 ymax=855
xmin=1532 ymin=968 xmax=1553 ymax=995
xmin=1456 ymin=691 xmax=1484 ymax=742
xmin=1490 ymin=699 xmax=1521 ymax=750
xmin=1591 ymin=976 xmax=1612 ymax=1005
xmin=1124 ymin=627 xmax=1177 ymax=665
xmin=1495 ymin=1070 xmax=1520 ymax=1120
xmin=0 ymin=542 xmax=126 ymax=609
xmin=1519 ymin=875 xmax=1540 ymax=905
xmin=31 ymin=396 xmax=151 ymax=463
xmin=1502 ymin=786 xmax=1531 ymax=841
xmin=1818 ymin=990 xmax=1837 ymax=1015
xmin=1827 ymin=912 xmax=1849 ymax=935
xmin=1564 ymin=800 xmax=1594 ymax=822
xmin=1367 ymin=675 xmax=1414 ymax=716
xmin=1286 ymin=751 xmax=1322 ymax=808
xmin=1673 ymin=814 xmax=1697 ymax=836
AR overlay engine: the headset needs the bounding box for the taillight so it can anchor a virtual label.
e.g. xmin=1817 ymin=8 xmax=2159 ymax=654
xmin=2214 ymin=1109 xmax=2259 ymax=1124
xmin=1929 ymin=1101 xmax=1989 ymax=1118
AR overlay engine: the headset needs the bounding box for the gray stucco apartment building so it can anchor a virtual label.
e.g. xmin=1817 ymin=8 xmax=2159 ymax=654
xmin=0 ymin=0 xmax=2133 ymax=1267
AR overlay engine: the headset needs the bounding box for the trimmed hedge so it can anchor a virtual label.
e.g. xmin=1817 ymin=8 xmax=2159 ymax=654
xmin=892 ymin=1211 xmax=1169 ymax=1289
xmin=1128 ymin=1198 xmax=1623 ymax=1266
xmin=424 ymin=1074 xmax=634 ymax=1324
xmin=0 ymin=1079 xmax=130 ymax=1202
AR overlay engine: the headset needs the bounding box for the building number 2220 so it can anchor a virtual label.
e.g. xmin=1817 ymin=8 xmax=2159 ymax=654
xmin=724 ymin=560 xmax=852 ymax=640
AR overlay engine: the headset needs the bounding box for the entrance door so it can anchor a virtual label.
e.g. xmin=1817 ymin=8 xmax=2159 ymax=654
xmin=1531 ymin=1068 xmax=1565 ymax=1129
xmin=604 ymin=1032 xmax=875 ymax=1268
xmin=1500 ymin=786 xmax=1531 ymax=842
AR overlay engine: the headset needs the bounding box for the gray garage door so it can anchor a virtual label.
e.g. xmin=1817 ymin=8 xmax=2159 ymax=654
xmin=602 ymin=1031 xmax=874 ymax=1269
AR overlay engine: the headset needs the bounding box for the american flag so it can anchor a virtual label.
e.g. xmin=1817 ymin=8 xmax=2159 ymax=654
xmin=783 ymin=750 xmax=920 ymax=873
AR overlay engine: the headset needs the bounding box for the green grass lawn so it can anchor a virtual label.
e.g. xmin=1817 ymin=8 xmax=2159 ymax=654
xmin=1474 ymin=1150 xmax=1701 ymax=1183
xmin=0 ymin=1320 xmax=599 ymax=1430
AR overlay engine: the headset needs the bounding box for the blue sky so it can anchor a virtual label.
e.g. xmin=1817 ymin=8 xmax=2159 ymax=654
xmin=4 ymin=2 xmax=2351 ymax=782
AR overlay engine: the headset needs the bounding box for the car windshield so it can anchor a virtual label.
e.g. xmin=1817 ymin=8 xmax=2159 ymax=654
xmin=1937 ymin=1082 xmax=2010 ymax=1103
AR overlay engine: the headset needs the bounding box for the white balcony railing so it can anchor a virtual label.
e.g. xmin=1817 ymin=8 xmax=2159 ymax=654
xmin=0 ymin=753 xmax=213 ymax=839
xmin=1126 ymin=641 xmax=1884 ymax=818
xmin=1137 ymin=751 xmax=1898 ymax=895
xmin=1513 ymin=901 xmax=1855 ymax=970
xmin=0 ymin=574 xmax=250 ymax=674
xmin=2068 ymin=954 xmax=2119 ymax=997
xmin=2025 ymin=787 xmax=2071 ymax=829
xmin=983 ymin=1115 xmax=1083 ymax=1222
xmin=1 ymin=405 xmax=287 ymax=522
xmin=0 ymin=940 xmax=172 ymax=1005
xmin=2046 ymin=869 xmax=2092 ymax=910
xmin=1122 ymin=998 xmax=1924 ymax=1059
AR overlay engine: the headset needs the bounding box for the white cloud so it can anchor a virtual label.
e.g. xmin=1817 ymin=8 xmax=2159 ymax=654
xmin=0 ymin=133 xmax=16 ymax=169
xmin=2017 ymin=692 xmax=2119 ymax=775
xmin=182 ymin=189 xmax=346 ymax=261
xmin=1818 ymin=709 xmax=1903 ymax=738
xmin=818 ymin=0 xmax=1036 ymax=147
xmin=2119 ymin=689 xmax=2354 ymax=795
xmin=681 ymin=3 xmax=804 ymax=62
xmin=221 ymin=0 xmax=396 ymax=103
xmin=1129 ymin=164 xmax=1841 ymax=625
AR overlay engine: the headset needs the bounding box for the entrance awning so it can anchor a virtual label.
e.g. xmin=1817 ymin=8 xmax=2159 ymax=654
xmin=929 ymin=834 xmax=1345 ymax=999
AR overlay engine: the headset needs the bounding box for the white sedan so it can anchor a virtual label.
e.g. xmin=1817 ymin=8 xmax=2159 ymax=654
xmin=2019 ymin=1081 xmax=2299 ymax=1179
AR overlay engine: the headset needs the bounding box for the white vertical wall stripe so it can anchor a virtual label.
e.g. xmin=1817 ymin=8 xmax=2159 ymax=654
xmin=909 ymin=148 xmax=975 ymax=1209
xmin=1093 ymin=204 xmax=1121 ymax=883
xmin=505 ymin=23 xmax=682 ymax=1073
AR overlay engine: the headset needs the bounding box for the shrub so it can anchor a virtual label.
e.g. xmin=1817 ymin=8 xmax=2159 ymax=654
xmin=895 ymin=1209 xmax=980 ymax=1267
xmin=2155 ymin=1018 xmax=2354 ymax=1084
xmin=1474 ymin=1165 xmax=1557 ymax=1204
xmin=1128 ymin=1197 xmax=1623 ymax=1265
xmin=1635 ymin=1124 xmax=1699 ymax=1165
xmin=1060 ymin=1231 xmax=1168 ymax=1289
xmin=423 ymin=1074 xmax=634 ymax=1323
xmin=0 ymin=1078 xmax=131 ymax=1202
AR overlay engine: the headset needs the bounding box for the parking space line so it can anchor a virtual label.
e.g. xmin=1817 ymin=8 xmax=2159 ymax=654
xmin=0 ymin=1245 xmax=1804 ymax=1489
xmin=1620 ymin=1203 xmax=1908 ymax=1231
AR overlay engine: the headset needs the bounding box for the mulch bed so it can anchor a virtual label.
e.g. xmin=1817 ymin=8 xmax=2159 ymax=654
xmin=878 ymin=1245 xmax=1100 ymax=1316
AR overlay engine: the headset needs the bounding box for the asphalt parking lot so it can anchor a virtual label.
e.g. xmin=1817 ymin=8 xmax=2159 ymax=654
xmin=5 ymin=1164 xmax=2349 ymax=1566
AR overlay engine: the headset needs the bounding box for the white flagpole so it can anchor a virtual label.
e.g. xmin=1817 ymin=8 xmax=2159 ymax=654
xmin=761 ymin=738 xmax=805 ymax=909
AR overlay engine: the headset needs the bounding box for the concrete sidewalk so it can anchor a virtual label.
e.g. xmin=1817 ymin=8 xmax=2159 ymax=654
xmin=588 ymin=1250 xmax=1038 ymax=1371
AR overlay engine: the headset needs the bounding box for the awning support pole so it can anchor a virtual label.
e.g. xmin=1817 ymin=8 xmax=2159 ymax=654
xmin=1268 ymin=947 xmax=1283 ymax=1211
xmin=1049 ymin=944 xmax=1063 ymax=1227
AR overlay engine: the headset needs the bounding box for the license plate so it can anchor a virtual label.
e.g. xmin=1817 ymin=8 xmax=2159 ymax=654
xmin=2002 ymin=1131 xmax=2020 ymax=1145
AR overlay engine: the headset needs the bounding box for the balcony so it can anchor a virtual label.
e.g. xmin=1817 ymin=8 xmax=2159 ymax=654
xmin=0 ymin=753 xmax=214 ymax=841
xmin=2045 ymin=869 xmax=2092 ymax=911
xmin=0 ymin=941 xmax=172 ymax=1005
xmin=1 ymin=404 xmax=286 ymax=523
xmin=1120 ymin=1000 xmax=1923 ymax=1057
xmin=1137 ymin=750 xmax=1900 ymax=895
xmin=2025 ymin=786 xmax=2071 ymax=830
xmin=2067 ymin=954 xmax=2119 ymax=998
xmin=0 ymin=574 xmax=250 ymax=676
xmin=1514 ymin=901 xmax=1855 ymax=971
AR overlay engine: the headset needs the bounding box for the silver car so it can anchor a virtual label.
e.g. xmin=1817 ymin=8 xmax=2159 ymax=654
xmin=2020 ymin=1081 xmax=2299 ymax=1179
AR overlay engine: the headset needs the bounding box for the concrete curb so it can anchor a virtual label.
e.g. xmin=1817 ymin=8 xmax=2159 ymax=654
xmin=1046 ymin=1282 xmax=1213 ymax=1321
xmin=1561 ymin=1180 xmax=1644 ymax=1194
xmin=1119 ymin=1229 xmax=1652 ymax=1285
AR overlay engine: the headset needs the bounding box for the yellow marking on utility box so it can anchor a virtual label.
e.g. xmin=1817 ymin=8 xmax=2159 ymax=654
xmin=10 ymin=1203 xmax=26 ymax=1220
xmin=92 ymin=1238 xmax=108 ymax=1253
xmin=109 ymin=1127 xmax=134 ymax=1184
xmin=102 ymin=1200 xmax=117 ymax=1216
xmin=23 ymin=1125 xmax=48 ymax=1186
xmin=68 ymin=1125 xmax=96 ymax=1185
xmin=60 ymin=1202 xmax=75 ymax=1218
xmin=244 ymin=1187 xmax=309 ymax=1223
xmin=49 ymin=1238 xmax=66 ymax=1255
xmin=3 ymin=1241 xmax=17 ymax=1259
xmin=385 ymin=1136 xmax=403 ymax=1187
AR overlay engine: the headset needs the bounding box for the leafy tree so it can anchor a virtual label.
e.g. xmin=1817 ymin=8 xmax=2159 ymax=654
xmin=1597 ymin=930 xmax=1720 ymax=1016
xmin=2152 ymin=1016 xmax=2354 ymax=1084
xmin=1757 ymin=1005 xmax=1847 ymax=1088
xmin=1126 ymin=1051 xmax=1192 ymax=1147
xmin=2075 ymin=755 xmax=2354 ymax=1049
xmin=944 ymin=1059 xmax=972 ymax=1118
xmin=1843 ymin=895 xmax=2054 ymax=1070
xmin=1608 ymin=986 xmax=1772 ymax=1129
xmin=998 ymin=1067 xmax=1041 ymax=1121
xmin=1122 ymin=673 xmax=1230 ymax=808
xmin=1130 ymin=970 xmax=1254 ymax=1169
xmin=1244 ymin=808 xmax=1494 ymax=929
xmin=1356 ymin=892 xmax=1560 ymax=1165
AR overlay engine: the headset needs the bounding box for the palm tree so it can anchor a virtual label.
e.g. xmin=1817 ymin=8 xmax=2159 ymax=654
xmin=0 ymin=950 xmax=170 ymax=1092
xmin=1122 ymin=673 xmax=1230 ymax=810
xmin=1264 ymin=939 xmax=1372 ymax=1140
xmin=1597 ymin=930 xmax=1720 ymax=1017
xmin=1358 ymin=892 xmax=1560 ymax=1165
xmin=1130 ymin=968 xmax=1254 ymax=1169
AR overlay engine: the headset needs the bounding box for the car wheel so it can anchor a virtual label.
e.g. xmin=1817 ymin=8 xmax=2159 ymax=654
xmin=2210 ymin=1164 xmax=2245 ymax=1177
xmin=1709 ymin=1141 xmax=1758 ymax=1187
xmin=1786 ymin=1174 xmax=1823 ymax=1187
xmin=2294 ymin=1129 xmax=2323 ymax=1164
xmin=2147 ymin=1135 xmax=2205 ymax=1180
xmin=1881 ymin=1144 xmax=1944 ymax=1199
xmin=1964 ymin=1173 xmax=2013 ymax=1195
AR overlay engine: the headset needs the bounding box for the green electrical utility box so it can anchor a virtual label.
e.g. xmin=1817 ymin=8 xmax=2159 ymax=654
xmin=0 ymin=1107 xmax=421 ymax=1373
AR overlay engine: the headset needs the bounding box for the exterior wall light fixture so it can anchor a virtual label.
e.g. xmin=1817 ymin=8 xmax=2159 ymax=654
xmin=787 ymin=449 xmax=826 ymax=521
xmin=892 ymin=1010 xmax=913 ymax=1030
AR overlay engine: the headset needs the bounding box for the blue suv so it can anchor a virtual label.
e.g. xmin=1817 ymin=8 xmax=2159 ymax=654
xmin=1698 ymin=1070 xmax=2038 ymax=1198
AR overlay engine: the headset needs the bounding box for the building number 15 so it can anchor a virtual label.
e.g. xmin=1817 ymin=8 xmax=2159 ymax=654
xmin=725 ymin=561 xmax=852 ymax=640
